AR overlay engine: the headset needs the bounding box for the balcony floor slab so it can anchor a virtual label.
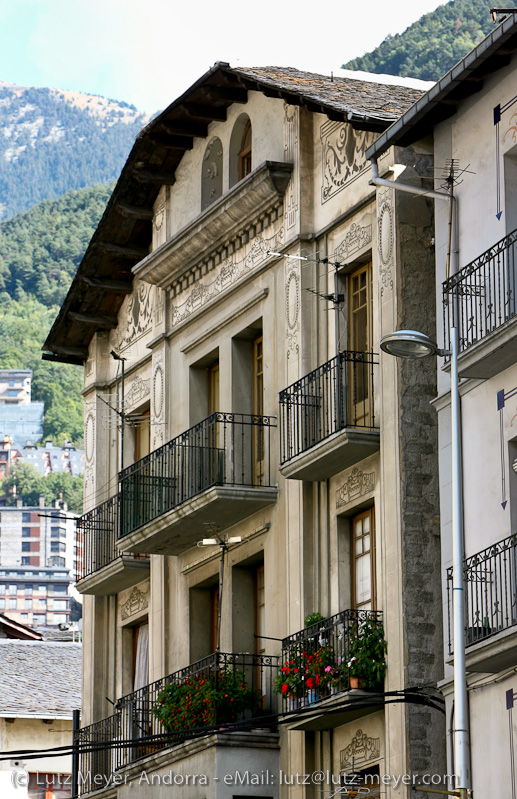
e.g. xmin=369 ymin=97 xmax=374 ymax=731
xmin=280 ymin=428 xmax=380 ymax=481
xmin=119 ymin=485 xmax=278 ymax=555
xmin=452 ymin=315 xmax=517 ymax=379
xmin=284 ymin=690 xmax=383 ymax=731
xmin=76 ymin=556 xmax=150 ymax=596
xmin=448 ymin=623 xmax=517 ymax=673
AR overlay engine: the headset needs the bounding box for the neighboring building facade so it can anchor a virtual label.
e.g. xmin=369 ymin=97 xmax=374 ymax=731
xmin=367 ymin=14 xmax=517 ymax=798
xmin=0 ymin=565 xmax=74 ymax=627
xmin=0 ymin=632 xmax=81 ymax=799
xmin=45 ymin=65 xmax=445 ymax=797
xmin=0 ymin=370 xmax=44 ymax=445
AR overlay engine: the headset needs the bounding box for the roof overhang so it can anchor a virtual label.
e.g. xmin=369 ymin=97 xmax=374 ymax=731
xmin=366 ymin=14 xmax=517 ymax=162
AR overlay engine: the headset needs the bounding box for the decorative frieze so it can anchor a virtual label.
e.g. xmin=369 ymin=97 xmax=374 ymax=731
xmin=284 ymin=104 xmax=299 ymax=231
xmin=170 ymin=226 xmax=284 ymax=327
xmin=377 ymin=187 xmax=394 ymax=295
xmin=340 ymin=729 xmax=381 ymax=770
xmin=120 ymin=282 xmax=154 ymax=349
xmin=121 ymin=586 xmax=149 ymax=620
xmin=125 ymin=375 xmax=151 ymax=410
xmin=334 ymin=222 xmax=372 ymax=261
xmin=321 ymin=121 xmax=375 ymax=203
xmin=336 ymin=468 xmax=375 ymax=508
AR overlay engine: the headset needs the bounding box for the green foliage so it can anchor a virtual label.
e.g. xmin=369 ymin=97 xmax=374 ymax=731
xmin=0 ymin=183 xmax=113 ymax=307
xmin=347 ymin=618 xmax=387 ymax=688
xmin=0 ymin=85 xmax=146 ymax=220
xmin=342 ymin=0 xmax=496 ymax=81
xmin=0 ymin=296 xmax=84 ymax=443
xmin=304 ymin=611 xmax=325 ymax=628
xmin=0 ymin=462 xmax=83 ymax=513
xmin=152 ymin=669 xmax=259 ymax=732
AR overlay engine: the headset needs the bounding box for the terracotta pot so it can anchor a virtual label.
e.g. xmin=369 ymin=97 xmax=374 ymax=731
xmin=349 ymin=675 xmax=365 ymax=690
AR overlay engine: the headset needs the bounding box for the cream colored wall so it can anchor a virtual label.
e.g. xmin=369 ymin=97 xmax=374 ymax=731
xmin=0 ymin=717 xmax=73 ymax=774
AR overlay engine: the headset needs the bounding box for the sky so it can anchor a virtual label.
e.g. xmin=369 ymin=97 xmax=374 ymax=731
xmin=0 ymin=0 xmax=448 ymax=114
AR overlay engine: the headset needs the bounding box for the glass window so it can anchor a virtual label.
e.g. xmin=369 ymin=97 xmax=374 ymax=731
xmin=25 ymin=585 xmax=32 ymax=595
xmin=8 ymin=585 xmax=17 ymax=594
xmin=21 ymin=557 xmax=31 ymax=565
xmin=22 ymin=542 xmax=31 ymax=552
xmin=53 ymin=600 xmax=68 ymax=610
xmin=22 ymin=512 xmax=30 ymax=523
xmin=38 ymin=599 xmax=46 ymax=608
xmin=25 ymin=599 xmax=32 ymax=609
xmin=50 ymin=557 xmax=65 ymax=567
xmin=51 ymin=542 xmax=65 ymax=553
xmin=53 ymin=585 xmax=67 ymax=594
xmin=8 ymin=598 xmax=16 ymax=608
xmin=21 ymin=613 xmax=28 ymax=620
xmin=53 ymin=614 xmax=67 ymax=624
xmin=22 ymin=527 xmax=31 ymax=537
xmin=0 ymin=599 xmax=5 ymax=609
xmin=39 ymin=585 xmax=46 ymax=593
xmin=32 ymin=614 xmax=46 ymax=625
xmin=0 ymin=585 xmax=5 ymax=593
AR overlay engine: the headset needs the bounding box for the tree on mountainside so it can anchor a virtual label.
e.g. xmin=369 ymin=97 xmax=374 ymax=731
xmin=342 ymin=0 xmax=496 ymax=80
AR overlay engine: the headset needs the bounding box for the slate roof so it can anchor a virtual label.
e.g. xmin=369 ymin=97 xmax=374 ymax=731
xmin=232 ymin=66 xmax=425 ymax=122
xmin=0 ymin=640 xmax=81 ymax=717
xmin=43 ymin=62 xmax=425 ymax=364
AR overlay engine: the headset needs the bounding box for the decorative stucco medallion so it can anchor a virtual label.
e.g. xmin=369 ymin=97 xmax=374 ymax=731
xmin=85 ymin=412 xmax=95 ymax=463
xmin=153 ymin=365 xmax=163 ymax=418
xmin=336 ymin=468 xmax=375 ymax=508
xmin=377 ymin=187 xmax=394 ymax=294
xmin=125 ymin=375 xmax=151 ymax=410
xmin=321 ymin=121 xmax=375 ymax=204
xmin=286 ymin=271 xmax=299 ymax=330
xmin=340 ymin=729 xmax=381 ymax=770
xmin=334 ymin=223 xmax=372 ymax=261
xmin=121 ymin=586 xmax=149 ymax=620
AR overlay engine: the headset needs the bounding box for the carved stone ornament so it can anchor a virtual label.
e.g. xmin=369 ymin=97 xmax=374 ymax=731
xmin=170 ymin=226 xmax=284 ymax=327
xmin=334 ymin=223 xmax=372 ymax=261
xmin=85 ymin=409 xmax=95 ymax=464
xmin=285 ymin=259 xmax=300 ymax=363
xmin=320 ymin=121 xmax=375 ymax=204
xmin=121 ymin=282 xmax=153 ymax=348
xmin=125 ymin=375 xmax=151 ymax=410
xmin=340 ymin=729 xmax=381 ymax=770
xmin=121 ymin=586 xmax=149 ymax=620
xmin=284 ymin=104 xmax=299 ymax=231
xmin=336 ymin=468 xmax=375 ymax=508
xmin=377 ymin=187 xmax=394 ymax=295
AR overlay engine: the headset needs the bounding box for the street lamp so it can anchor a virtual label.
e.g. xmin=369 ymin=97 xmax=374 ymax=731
xmin=380 ymin=327 xmax=470 ymax=799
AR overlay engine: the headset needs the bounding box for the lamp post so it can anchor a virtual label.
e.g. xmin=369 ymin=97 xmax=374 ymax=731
xmin=380 ymin=328 xmax=470 ymax=799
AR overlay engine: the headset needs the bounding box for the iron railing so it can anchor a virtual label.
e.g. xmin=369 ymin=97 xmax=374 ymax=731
xmin=447 ymin=533 xmax=517 ymax=654
xmin=76 ymin=713 xmax=120 ymax=794
xmin=79 ymin=494 xmax=148 ymax=580
xmin=443 ymin=227 xmax=517 ymax=354
xmin=279 ymin=351 xmax=377 ymax=464
xmin=280 ymin=609 xmax=384 ymax=712
xmin=118 ymin=412 xmax=276 ymax=538
xmin=77 ymin=652 xmax=279 ymax=792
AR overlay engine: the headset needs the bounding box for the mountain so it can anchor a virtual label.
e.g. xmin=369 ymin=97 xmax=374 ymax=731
xmin=0 ymin=82 xmax=149 ymax=220
xmin=342 ymin=0 xmax=498 ymax=81
xmin=0 ymin=183 xmax=114 ymax=444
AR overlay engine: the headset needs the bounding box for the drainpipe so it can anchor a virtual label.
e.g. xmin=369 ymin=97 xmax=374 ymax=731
xmin=370 ymin=159 xmax=459 ymax=278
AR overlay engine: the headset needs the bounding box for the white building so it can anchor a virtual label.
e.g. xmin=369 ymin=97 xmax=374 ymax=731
xmin=367 ymin=13 xmax=517 ymax=798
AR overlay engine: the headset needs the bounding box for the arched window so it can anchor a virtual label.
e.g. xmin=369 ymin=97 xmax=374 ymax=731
xmin=201 ymin=137 xmax=223 ymax=211
xmin=238 ymin=120 xmax=252 ymax=180
xmin=229 ymin=114 xmax=252 ymax=187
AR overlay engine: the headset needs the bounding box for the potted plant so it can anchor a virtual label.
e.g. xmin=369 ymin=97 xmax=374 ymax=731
xmin=152 ymin=668 xmax=258 ymax=732
xmin=274 ymin=650 xmax=306 ymax=708
xmin=347 ymin=617 xmax=387 ymax=690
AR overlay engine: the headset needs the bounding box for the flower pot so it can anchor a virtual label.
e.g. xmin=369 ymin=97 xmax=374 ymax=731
xmin=307 ymin=689 xmax=320 ymax=704
xmin=349 ymin=676 xmax=365 ymax=690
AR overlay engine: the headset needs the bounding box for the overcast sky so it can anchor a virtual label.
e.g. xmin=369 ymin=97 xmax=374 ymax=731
xmin=0 ymin=0 xmax=450 ymax=113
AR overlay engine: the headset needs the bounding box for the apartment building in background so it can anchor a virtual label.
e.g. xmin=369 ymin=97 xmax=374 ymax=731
xmin=44 ymin=62 xmax=446 ymax=798
xmin=367 ymin=14 xmax=517 ymax=797
xmin=0 ymin=370 xmax=43 ymax=444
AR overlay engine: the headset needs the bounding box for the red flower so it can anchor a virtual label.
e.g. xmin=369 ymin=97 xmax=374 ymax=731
xmin=282 ymin=683 xmax=289 ymax=694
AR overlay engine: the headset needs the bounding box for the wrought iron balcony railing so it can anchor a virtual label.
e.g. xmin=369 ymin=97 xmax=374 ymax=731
xmin=279 ymin=609 xmax=384 ymax=713
xmin=76 ymin=651 xmax=279 ymax=792
xmin=279 ymin=351 xmax=377 ymax=464
xmin=447 ymin=533 xmax=517 ymax=654
xmin=118 ymin=412 xmax=276 ymax=538
xmin=79 ymin=494 xmax=149 ymax=581
xmin=443 ymin=227 xmax=517 ymax=354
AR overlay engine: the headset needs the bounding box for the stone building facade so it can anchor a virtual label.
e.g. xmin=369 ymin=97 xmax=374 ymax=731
xmin=45 ymin=64 xmax=445 ymax=798
xmin=367 ymin=14 xmax=517 ymax=798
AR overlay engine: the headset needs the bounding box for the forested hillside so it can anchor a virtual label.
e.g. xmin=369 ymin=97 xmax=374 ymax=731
xmin=0 ymin=183 xmax=113 ymax=444
xmin=342 ymin=0 xmax=498 ymax=80
xmin=0 ymin=82 xmax=148 ymax=219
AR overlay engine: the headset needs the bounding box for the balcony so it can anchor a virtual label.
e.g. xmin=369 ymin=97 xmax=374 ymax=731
xmin=77 ymin=651 xmax=279 ymax=794
xmin=279 ymin=351 xmax=379 ymax=481
xmin=118 ymin=412 xmax=277 ymax=555
xmin=447 ymin=533 xmax=517 ymax=672
xmin=443 ymin=227 xmax=517 ymax=378
xmin=279 ymin=609 xmax=384 ymax=730
xmin=76 ymin=495 xmax=150 ymax=596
